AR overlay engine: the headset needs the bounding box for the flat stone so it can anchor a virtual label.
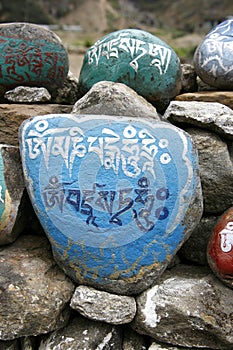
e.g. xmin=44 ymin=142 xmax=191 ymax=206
xmin=19 ymin=114 xmax=202 ymax=295
xmin=0 ymin=104 xmax=72 ymax=146
xmin=132 ymin=264 xmax=233 ymax=349
xmin=175 ymin=91 xmax=233 ymax=110
xmin=207 ymin=207 xmax=233 ymax=288
xmin=79 ymin=29 xmax=181 ymax=112
xmin=5 ymin=86 xmax=51 ymax=103
xmin=0 ymin=22 xmax=69 ymax=90
xmin=72 ymin=81 xmax=160 ymax=120
xmin=38 ymin=315 xmax=122 ymax=350
xmin=0 ymin=145 xmax=26 ymax=245
xmin=70 ymin=285 xmax=136 ymax=324
xmin=164 ymin=101 xmax=233 ymax=140
xmin=194 ymin=19 xmax=233 ymax=89
xmin=0 ymin=234 xmax=74 ymax=340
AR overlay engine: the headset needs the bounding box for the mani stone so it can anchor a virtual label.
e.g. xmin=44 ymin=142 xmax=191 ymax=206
xmin=19 ymin=114 xmax=203 ymax=295
xmin=194 ymin=19 xmax=233 ymax=89
xmin=0 ymin=144 xmax=26 ymax=245
xmin=207 ymin=207 xmax=233 ymax=288
xmin=0 ymin=22 xmax=69 ymax=91
xmin=79 ymin=29 xmax=182 ymax=112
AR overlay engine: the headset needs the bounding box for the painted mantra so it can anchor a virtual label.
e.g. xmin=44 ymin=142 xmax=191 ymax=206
xmin=220 ymin=222 xmax=233 ymax=253
xmin=87 ymin=33 xmax=172 ymax=74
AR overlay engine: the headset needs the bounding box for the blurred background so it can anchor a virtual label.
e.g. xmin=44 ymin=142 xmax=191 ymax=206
xmin=1 ymin=0 xmax=232 ymax=76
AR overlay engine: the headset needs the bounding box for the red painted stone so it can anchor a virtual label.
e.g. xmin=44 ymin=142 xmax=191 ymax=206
xmin=207 ymin=207 xmax=233 ymax=287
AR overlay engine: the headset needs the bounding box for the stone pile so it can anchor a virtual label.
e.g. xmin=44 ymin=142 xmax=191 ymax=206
xmin=0 ymin=22 xmax=233 ymax=350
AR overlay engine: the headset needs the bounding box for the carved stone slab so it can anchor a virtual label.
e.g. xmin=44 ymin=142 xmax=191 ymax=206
xmin=79 ymin=29 xmax=181 ymax=112
xmin=207 ymin=207 xmax=233 ymax=288
xmin=0 ymin=22 xmax=69 ymax=90
xmin=0 ymin=144 xmax=25 ymax=245
xmin=19 ymin=114 xmax=203 ymax=294
xmin=194 ymin=19 xmax=233 ymax=89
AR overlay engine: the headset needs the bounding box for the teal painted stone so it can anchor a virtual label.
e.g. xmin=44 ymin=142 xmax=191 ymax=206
xmin=19 ymin=114 xmax=203 ymax=295
xmin=79 ymin=29 xmax=182 ymax=112
xmin=0 ymin=23 xmax=69 ymax=90
xmin=194 ymin=19 xmax=233 ymax=89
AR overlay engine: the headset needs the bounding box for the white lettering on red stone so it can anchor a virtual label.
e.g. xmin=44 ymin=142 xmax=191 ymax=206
xmin=220 ymin=221 xmax=233 ymax=253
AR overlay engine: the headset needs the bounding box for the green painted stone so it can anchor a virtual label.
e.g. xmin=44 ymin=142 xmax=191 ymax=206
xmin=79 ymin=29 xmax=182 ymax=111
xmin=0 ymin=22 xmax=69 ymax=90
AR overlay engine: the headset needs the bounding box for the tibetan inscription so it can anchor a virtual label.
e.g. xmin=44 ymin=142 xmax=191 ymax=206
xmin=19 ymin=114 xmax=203 ymax=294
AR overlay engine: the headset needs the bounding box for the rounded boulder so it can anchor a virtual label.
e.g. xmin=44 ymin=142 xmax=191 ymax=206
xmin=194 ymin=19 xmax=233 ymax=89
xmin=79 ymin=29 xmax=182 ymax=112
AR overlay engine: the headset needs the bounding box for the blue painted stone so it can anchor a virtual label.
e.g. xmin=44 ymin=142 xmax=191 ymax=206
xmin=79 ymin=29 xmax=182 ymax=112
xmin=0 ymin=22 xmax=69 ymax=90
xmin=19 ymin=114 xmax=202 ymax=294
xmin=194 ymin=19 xmax=233 ymax=89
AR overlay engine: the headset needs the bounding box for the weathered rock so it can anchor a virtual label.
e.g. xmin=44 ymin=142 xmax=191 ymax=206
xmin=0 ymin=104 xmax=72 ymax=146
xmin=194 ymin=19 xmax=233 ymax=89
xmin=123 ymin=327 xmax=147 ymax=350
xmin=38 ymin=315 xmax=122 ymax=350
xmin=207 ymin=207 xmax=233 ymax=288
xmin=51 ymin=71 xmax=83 ymax=105
xmin=175 ymin=91 xmax=233 ymax=110
xmin=20 ymin=337 xmax=37 ymax=350
xmin=79 ymin=29 xmax=181 ymax=112
xmin=132 ymin=264 xmax=233 ymax=349
xmin=0 ymin=22 xmax=69 ymax=90
xmin=163 ymin=101 xmax=233 ymax=140
xmin=70 ymin=285 xmax=136 ymax=324
xmin=19 ymin=114 xmax=202 ymax=295
xmin=148 ymin=343 xmax=191 ymax=350
xmin=178 ymin=216 xmax=218 ymax=265
xmin=0 ymin=234 xmax=74 ymax=340
xmin=4 ymin=86 xmax=51 ymax=103
xmin=180 ymin=64 xmax=197 ymax=93
xmin=186 ymin=128 xmax=233 ymax=214
xmin=72 ymin=81 xmax=160 ymax=120
xmin=0 ymin=145 xmax=26 ymax=245
xmin=0 ymin=339 xmax=20 ymax=350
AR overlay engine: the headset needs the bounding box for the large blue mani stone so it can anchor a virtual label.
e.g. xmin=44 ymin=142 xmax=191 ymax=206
xmin=194 ymin=19 xmax=233 ymax=89
xmin=19 ymin=114 xmax=203 ymax=295
xmin=79 ymin=29 xmax=182 ymax=112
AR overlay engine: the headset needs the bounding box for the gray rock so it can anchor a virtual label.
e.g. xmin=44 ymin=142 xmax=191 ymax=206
xmin=186 ymin=128 xmax=233 ymax=214
xmin=178 ymin=216 xmax=218 ymax=265
xmin=51 ymin=71 xmax=83 ymax=104
xmin=0 ymin=104 xmax=72 ymax=146
xmin=4 ymin=87 xmax=51 ymax=103
xmin=163 ymin=101 xmax=233 ymax=140
xmin=133 ymin=264 xmax=233 ymax=349
xmin=72 ymin=81 xmax=160 ymax=120
xmin=38 ymin=315 xmax=122 ymax=350
xmin=181 ymin=64 xmax=197 ymax=93
xmin=70 ymin=285 xmax=136 ymax=325
xmin=20 ymin=337 xmax=37 ymax=350
xmin=123 ymin=327 xmax=147 ymax=350
xmin=0 ymin=234 xmax=74 ymax=340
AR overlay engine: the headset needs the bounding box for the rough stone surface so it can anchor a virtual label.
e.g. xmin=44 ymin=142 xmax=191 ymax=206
xmin=194 ymin=19 xmax=233 ymax=89
xmin=0 ymin=339 xmax=20 ymax=349
xmin=72 ymin=81 xmax=160 ymax=120
xmin=133 ymin=264 xmax=233 ymax=349
xmin=4 ymin=86 xmax=51 ymax=103
xmin=0 ymin=104 xmax=72 ymax=146
xmin=186 ymin=128 xmax=233 ymax=214
xmin=38 ymin=315 xmax=122 ymax=350
xmin=207 ymin=207 xmax=233 ymax=288
xmin=180 ymin=64 xmax=197 ymax=93
xmin=0 ymin=22 xmax=69 ymax=90
xmin=0 ymin=234 xmax=74 ymax=340
xmin=51 ymin=71 xmax=83 ymax=105
xmin=79 ymin=29 xmax=181 ymax=112
xmin=175 ymin=91 xmax=233 ymax=110
xmin=164 ymin=101 xmax=233 ymax=140
xmin=123 ymin=327 xmax=147 ymax=350
xmin=0 ymin=145 xmax=26 ymax=245
xmin=70 ymin=285 xmax=137 ymax=324
xmin=19 ymin=114 xmax=202 ymax=295
xmin=178 ymin=216 xmax=218 ymax=265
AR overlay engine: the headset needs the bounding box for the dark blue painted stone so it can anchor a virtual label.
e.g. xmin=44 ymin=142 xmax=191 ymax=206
xmin=79 ymin=29 xmax=181 ymax=111
xmin=0 ymin=22 xmax=69 ymax=90
xmin=194 ymin=19 xmax=233 ymax=89
xmin=19 ymin=114 xmax=202 ymax=294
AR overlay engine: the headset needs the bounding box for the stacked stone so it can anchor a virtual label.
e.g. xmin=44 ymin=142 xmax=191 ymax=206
xmin=0 ymin=23 xmax=233 ymax=350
